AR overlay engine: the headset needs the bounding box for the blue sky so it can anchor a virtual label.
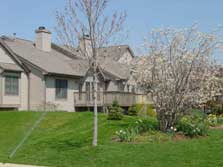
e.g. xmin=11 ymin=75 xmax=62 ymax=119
xmin=0 ymin=0 xmax=223 ymax=62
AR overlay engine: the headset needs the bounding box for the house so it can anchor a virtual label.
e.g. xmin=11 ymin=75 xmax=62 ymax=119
xmin=0 ymin=27 xmax=148 ymax=112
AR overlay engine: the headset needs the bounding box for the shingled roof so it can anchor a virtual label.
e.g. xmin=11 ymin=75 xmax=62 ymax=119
xmin=0 ymin=36 xmax=132 ymax=80
xmin=1 ymin=36 xmax=86 ymax=77
xmin=99 ymin=57 xmax=130 ymax=80
xmin=0 ymin=62 xmax=23 ymax=72
xmin=97 ymin=45 xmax=134 ymax=61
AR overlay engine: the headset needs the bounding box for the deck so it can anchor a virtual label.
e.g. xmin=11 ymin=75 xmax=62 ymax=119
xmin=74 ymin=91 xmax=150 ymax=107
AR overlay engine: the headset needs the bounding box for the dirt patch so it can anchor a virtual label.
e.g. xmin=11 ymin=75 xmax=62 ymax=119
xmin=111 ymin=137 xmax=120 ymax=142
xmin=210 ymin=125 xmax=223 ymax=130
xmin=172 ymin=133 xmax=207 ymax=141
xmin=172 ymin=133 xmax=188 ymax=141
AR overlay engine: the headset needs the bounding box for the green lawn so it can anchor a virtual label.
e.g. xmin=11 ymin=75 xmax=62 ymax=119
xmin=0 ymin=112 xmax=223 ymax=167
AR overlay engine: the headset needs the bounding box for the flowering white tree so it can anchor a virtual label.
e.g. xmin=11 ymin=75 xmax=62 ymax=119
xmin=133 ymin=26 xmax=222 ymax=132
xmin=55 ymin=0 xmax=126 ymax=146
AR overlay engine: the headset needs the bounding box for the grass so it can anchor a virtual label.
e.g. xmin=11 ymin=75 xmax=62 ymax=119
xmin=0 ymin=112 xmax=223 ymax=167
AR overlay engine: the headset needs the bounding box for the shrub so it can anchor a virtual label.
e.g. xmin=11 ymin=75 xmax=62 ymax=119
xmin=116 ymin=118 xmax=158 ymax=142
xmin=206 ymin=114 xmax=218 ymax=127
xmin=137 ymin=103 xmax=157 ymax=118
xmin=134 ymin=118 xmax=158 ymax=134
xmin=107 ymin=100 xmax=124 ymax=120
xmin=206 ymin=114 xmax=223 ymax=126
xmin=127 ymin=104 xmax=138 ymax=116
xmin=146 ymin=104 xmax=157 ymax=118
xmin=167 ymin=126 xmax=177 ymax=137
xmin=190 ymin=109 xmax=205 ymax=118
xmin=116 ymin=129 xmax=136 ymax=142
xmin=206 ymin=101 xmax=223 ymax=115
xmin=217 ymin=115 xmax=223 ymax=124
xmin=177 ymin=115 xmax=208 ymax=137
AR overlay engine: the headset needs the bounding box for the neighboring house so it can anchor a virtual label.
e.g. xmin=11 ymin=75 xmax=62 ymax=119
xmin=0 ymin=27 xmax=147 ymax=112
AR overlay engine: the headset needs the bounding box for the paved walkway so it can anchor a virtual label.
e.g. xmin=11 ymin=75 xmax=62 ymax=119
xmin=0 ymin=163 xmax=46 ymax=167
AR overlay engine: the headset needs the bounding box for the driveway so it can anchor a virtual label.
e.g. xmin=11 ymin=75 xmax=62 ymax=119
xmin=0 ymin=163 xmax=46 ymax=167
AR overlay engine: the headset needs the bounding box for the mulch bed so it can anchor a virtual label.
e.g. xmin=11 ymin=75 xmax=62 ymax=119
xmin=172 ymin=133 xmax=188 ymax=141
xmin=210 ymin=125 xmax=223 ymax=130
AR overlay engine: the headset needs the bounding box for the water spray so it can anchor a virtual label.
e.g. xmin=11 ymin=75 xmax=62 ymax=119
xmin=9 ymin=112 xmax=47 ymax=159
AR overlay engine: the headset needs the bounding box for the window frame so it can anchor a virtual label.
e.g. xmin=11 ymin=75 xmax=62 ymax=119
xmin=78 ymin=83 xmax=83 ymax=100
xmin=55 ymin=79 xmax=68 ymax=100
xmin=4 ymin=75 xmax=19 ymax=96
xmin=85 ymin=82 xmax=91 ymax=101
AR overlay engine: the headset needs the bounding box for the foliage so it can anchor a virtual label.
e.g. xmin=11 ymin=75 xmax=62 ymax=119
xmin=115 ymin=128 xmax=137 ymax=142
xmin=206 ymin=114 xmax=223 ymax=126
xmin=116 ymin=118 xmax=158 ymax=142
xmin=177 ymin=115 xmax=208 ymax=137
xmin=136 ymin=103 xmax=144 ymax=111
xmin=217 ymin=115 xmax=223 ymax=124
xmin=206 ymin=114 xmax=218 ymax=127
xmin=133 ymin=131 xmax=171 ymax=143
xmin=206 ymin=100 xmax=223 ymax=115
xmin=190 ymin=109 xmax=205 ymax=118
xmin=107 ymin=101 xmax=124 ymax=120
xmin=146 ymin=104 xmax=157 ymax=118
xmin=147 ymin=131 xmax=171 ymax=143
xmin=127 ymin=104 xmax=138 ymax=116
xmin=137 ymin=103 xmax=157 ymax=118
xmin=132 ymin=25 xmax=222 ymax=132
xmin=166 ymin=126 xmax=177 ymax=137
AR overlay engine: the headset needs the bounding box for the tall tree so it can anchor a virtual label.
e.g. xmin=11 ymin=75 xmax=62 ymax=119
xmin=133 ymin=26 xmax=222 ymax=132
xmin=55 ymin=0 xmax=126 ymax=146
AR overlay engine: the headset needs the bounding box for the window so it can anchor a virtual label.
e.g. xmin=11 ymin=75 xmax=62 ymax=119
xmin=127 ymin=85 xmax=130 ymax=92
xmin=131 ymin=85 xmax=135 ymax=93
xmin=91 ymin=82 xmax=94 ymax=100
xmin=78 ymin=83 xmax=83 ymax=100
xmin=5 ymin=76 xmax=19 ymax=95
xmin=118 ymin=82 xmax=124 ymax=92
xmin=85 ymin=82 xmax=100 ymax=101
xmin=97 ymin=83 xmax=100 ymax=101
xmin=86 ymin=82 xmax=91 ymax=101
xmin=55 ymin=79 xmax=68 ymax=99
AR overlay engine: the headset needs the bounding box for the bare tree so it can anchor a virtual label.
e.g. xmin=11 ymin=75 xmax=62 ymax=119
xmin=55 ymin=0 xmax=126 ymax=146
xmin=133 ymin=26 xmax=222 ymax=132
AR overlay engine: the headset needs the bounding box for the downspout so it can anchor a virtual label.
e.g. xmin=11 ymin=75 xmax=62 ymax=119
xmin=27 ymin=73 xmax=30 ymax=111
xmin=0 ymin=72 xmax=3 ymax=106
xmin=43 ymin=76 xmax=46 ymax=111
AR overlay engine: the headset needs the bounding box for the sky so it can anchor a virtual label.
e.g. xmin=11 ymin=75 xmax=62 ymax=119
xmin=0 ymin=0 xmax=223 ymax=62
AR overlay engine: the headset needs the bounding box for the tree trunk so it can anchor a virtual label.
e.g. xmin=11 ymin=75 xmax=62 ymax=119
xmin=92 ymin=71 xmax=98 ymax=146
xmin=157 ymin=109 xmax=176 ymax=132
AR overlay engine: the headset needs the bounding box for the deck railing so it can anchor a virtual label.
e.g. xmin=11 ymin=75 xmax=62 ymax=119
xmin=74 ymin=92 xmax=104 ymax=107
xmin=74 ymin=91 xmax=149 ymax=107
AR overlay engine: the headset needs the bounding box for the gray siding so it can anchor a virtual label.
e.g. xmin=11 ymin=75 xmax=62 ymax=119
xmin=45 ymin=76 xmax=79 ymax=112
xmin=29 ymin=66 xmax=45 ymax=110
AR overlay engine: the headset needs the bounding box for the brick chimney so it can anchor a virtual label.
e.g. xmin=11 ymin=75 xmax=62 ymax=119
xmin=79 ymin=35 xmax=92 ymax=56
xmin=35 ymin=26 xmax=51 ymax=52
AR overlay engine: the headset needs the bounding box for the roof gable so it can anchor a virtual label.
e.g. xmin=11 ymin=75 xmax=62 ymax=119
xmin=0 ymin=38 xmax=28 ymax=72
xmin=1 ymin=37 xmax=85 ymax=77
xmin=98 ymin=45 xmax=134 ymax=61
